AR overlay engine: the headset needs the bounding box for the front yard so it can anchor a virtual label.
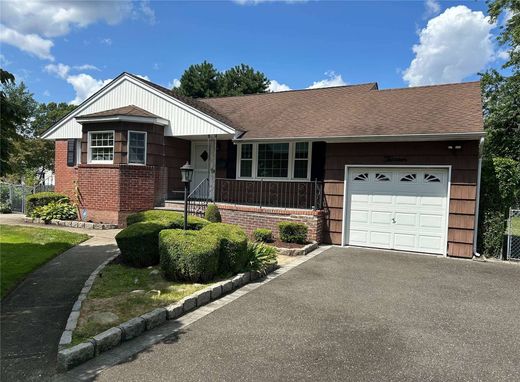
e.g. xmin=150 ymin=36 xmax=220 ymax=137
xmin=0 ymin=224 xmax=89 ymax=298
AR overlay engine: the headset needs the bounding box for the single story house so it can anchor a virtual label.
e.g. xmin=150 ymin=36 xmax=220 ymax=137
xmin=42 ymin=72 xmax=484 ymax=258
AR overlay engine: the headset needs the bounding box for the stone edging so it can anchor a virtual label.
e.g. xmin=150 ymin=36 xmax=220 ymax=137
xmin=23 ymin=217 xmax=118 ymax=230
xmin=275 ymin=241 xmax=318 ymax=256
xmin=59 ymin=253 xmax=120 ymax=347
xmin=57 ymin=264 xmax=278 ymax=372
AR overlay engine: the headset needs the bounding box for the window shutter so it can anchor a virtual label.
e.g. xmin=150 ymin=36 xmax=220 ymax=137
xmin=67 ymin=139 xmax=76 ymax=167
xmin=310 ymin=141 xmax=326 ymax=181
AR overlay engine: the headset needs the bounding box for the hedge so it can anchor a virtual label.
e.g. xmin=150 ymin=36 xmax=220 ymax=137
xmin=201 ymin=223 xmax=248 ymax=274
xmin=253 ymin=228 xmax=273 ymax=243
xmin=159 ymin=229 xmax=220 ymax=282
xmin=278 ymin=221 xmax=308 ymax=244
xmin=115 ymin=221 xmax=170 ymax=267
xmin=26 ymin=192 xmax=69 ymax=216
xmin=127 ymin=210 xmax=209 ymax=230
xmin=204 ymin=204 xmax=222 ymax=223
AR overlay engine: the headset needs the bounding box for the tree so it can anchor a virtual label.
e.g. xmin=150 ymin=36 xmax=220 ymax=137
xmin=218 ymin=64 xmax=269 ymax=96
xmin=175 ymin=61 xmax=270 ymax=98
xmin=177 ymin=61 xmax=220 ymax=98
xmin=488 ymin=0 xmax=520 ymax=69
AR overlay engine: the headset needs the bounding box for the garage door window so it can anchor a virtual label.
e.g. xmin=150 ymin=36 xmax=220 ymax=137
xmin=375 ymin=173 xmax=390 ymax=181
xmin=424 ymin=173 xmax=441 ymax=183
xmin=354 ymin=173 xmax=369 ymax=181
xmin=400 ymin=173 xmax=416 ymax=182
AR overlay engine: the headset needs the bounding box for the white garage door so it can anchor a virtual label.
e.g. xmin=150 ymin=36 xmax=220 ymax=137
xmin=344 ymin=167 xmax=449 ymax=254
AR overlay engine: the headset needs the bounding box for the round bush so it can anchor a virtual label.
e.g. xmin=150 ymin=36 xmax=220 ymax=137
xmin=26 ymin=192 xmax=69 ymax=216
xmin=126 ymin=210 xmax=209 ymax=230
xmin=159 ymin=229 xmax=220 ymax=282
xmin=115 ymin=221 xmax=170 ymax=267
xmin=201 ymin=223 xmax=248 ymax=274
xmin=278 ymin=221 xmax=308 ymax=244
xmin=204 ymin=204 xmax=222 ymax=223
xmin=253 ymin=228 xmax=273 ymax=243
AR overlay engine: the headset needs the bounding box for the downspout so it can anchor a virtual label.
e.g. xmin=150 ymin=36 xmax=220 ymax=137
xmin=473 ymin=137 xmax=485 ymax=257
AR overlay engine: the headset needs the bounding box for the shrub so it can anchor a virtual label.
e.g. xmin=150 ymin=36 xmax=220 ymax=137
xmin=481 ymin=211 xmax=506 ymax=259
xmin=115 ymin=221 xmax=170 ymax=267
xmin=32 ymin=201 xmax=77 ymax=222
xmin=205 ymin=204 xmax=222 ymax=223
xmin=278 ymin=221 xmax=308 ymax=244
xmin=244 ymin=242 xmax=278 ymax=272
xmin=159 ymin=229 xmax=220 ymax=282
xmin=253 ymin=228 xmax=273 ymax=243
xmin=126 ymin=210 xmax=209 ymax=230
xmin=0 ymin=201 xmax=12 ymax=214
xmin=26 ymin=192 xmax=69 ymax=216
xmin=201 ymin=223 xmax=248 ymax=274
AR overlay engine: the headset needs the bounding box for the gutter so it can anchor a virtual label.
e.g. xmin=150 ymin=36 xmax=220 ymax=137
xmin=473 ymin=136 xmax=485 ymax=257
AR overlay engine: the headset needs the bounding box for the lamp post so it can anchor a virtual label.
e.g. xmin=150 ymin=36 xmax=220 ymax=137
xmin=180 ymin=162 xmax=194 ymax=230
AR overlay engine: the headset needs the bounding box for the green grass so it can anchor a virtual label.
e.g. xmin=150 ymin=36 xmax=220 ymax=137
xmin=0 ymin=225 xmax=89 ymax=298
xmin=511 ymin=216 xmax=520 ymax=236
xmin=72 ymin=264 xmax=210 ymax=345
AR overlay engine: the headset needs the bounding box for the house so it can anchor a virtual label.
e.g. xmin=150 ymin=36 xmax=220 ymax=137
xmin=42 ymin=72 xmax=484 ymax=258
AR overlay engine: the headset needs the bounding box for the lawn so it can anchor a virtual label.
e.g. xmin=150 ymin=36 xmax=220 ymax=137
xmin=511 ymin=216 xmax=520 ymax=236
xmin=0 ymin=225 xmax=89 ymax=298
xmin=72 ymin=263 xmax=210 ymax=344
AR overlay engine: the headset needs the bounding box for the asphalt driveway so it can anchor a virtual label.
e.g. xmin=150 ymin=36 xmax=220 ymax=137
xmin=93 ymin=247 xmax=520 ymax=381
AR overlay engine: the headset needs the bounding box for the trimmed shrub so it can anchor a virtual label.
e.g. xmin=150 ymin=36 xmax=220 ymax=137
xmin=253 ymin=228 xmax=273 ymax=243
xmin=481 ymin=211 xmax=506 ymax=259
xmin=159 ymin=229 xmax=220 ymax=282
xmin=0 ymin=200 xmax=12 ymax=214
xmin=126 ymin=210 xmax=209 ymax=230
xmin=278 ymin=221 xmax=308 ymax=244
xmin=116 ymin=221 xmax=170 ymax=267
xmin=32 ymin=201 xmax=77 ymax=222
xmin=26 ymin=192 xmax=69 ymax=216
xmin=201 ymin=223 xmax=248 ymax=274
xmin=244 ymin=242 xmax=278 ymax=272
xmin=204 ymin=204 xmax=222 ymax=223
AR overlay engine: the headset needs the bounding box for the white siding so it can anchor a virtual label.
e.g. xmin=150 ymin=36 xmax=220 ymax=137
xmin=44 ymin=75 xmax=234 ymax=139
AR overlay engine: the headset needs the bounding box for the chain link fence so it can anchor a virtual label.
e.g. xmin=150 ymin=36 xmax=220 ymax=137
xmin=0 ymin=182 xmax=54 ymax=214
xmin=506 ymin=208 xmax=520 ymax=261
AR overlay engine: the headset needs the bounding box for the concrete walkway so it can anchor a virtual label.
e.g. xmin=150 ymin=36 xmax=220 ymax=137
xmin=0 ymin=213 xmax=120 ymax=381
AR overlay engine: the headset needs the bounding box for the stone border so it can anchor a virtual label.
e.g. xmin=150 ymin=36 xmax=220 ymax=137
xmin=57 ymin=263 xmax=278 ymax=372
xmin=24 ymin=217 xmax=118 ymax=230
xmin=59 ymin=253 xmax=120 ymax=347
xmin=275 ymin=241 xmax=318 ymax=256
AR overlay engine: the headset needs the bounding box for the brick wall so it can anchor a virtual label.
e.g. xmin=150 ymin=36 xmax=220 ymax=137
xmin=54 ymin=140 xmax=78 ymax=198
xmin=216 ymin=203 xmax=324 ymax=243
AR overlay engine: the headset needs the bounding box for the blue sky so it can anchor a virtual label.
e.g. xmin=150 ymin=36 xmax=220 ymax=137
xmin=0 ymin=0 xmax=509 ymax=104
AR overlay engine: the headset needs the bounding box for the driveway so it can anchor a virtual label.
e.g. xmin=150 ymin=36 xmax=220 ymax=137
xmin=86 ymin=248 xmax=518 ymax=381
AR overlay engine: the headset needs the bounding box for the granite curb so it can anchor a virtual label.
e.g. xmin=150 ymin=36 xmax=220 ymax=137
xmin=276 ymin=241 xmax=318 ymax=256
xmin=23 ymin=217 xmax=118 ymax=230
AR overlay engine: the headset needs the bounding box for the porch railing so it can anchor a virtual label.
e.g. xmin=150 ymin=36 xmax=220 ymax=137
xmin=187 ymin=178 xmax=210 ymax=217
xmin=215 ymin=178 xmax=323 ymax=210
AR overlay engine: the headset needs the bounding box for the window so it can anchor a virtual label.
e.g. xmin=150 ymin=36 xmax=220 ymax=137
xmin=293 ymin=142 xmax=309 ymax=179
xmin=354 ymin=173 xmax=369 ymax=181
xmin=128 ymin=131 xmax=147 ymax=165
xmin=375 ymin=173 xmax=390 ymax=181
xmin=236 ymin=142 xmax=312 ymax=180
xmin=257 ymin=143 xmax=289 ymax=178
xmin=239 ymin=143 xmax=253 ymax=177
xmin=88 ymin=131 xmax=114 ymax=163
xmin=424 ymin=173 xmax=441 ymax=183
xmin=400 ymin=173 xmax=416 ymax=182
xmin=67 ymin=139 xmax=76 ymax=167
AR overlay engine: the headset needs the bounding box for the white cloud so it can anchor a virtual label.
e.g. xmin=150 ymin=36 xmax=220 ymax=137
xmin=100 ymin=38 xmax=112 ymax=46
xmin=66 ymin=73 xmax=112 ymax=105
xmin=403 ymin=6 xmax=495 ymax=87
xmin=73 ymin=64 xmax=100 ymax=71
xmin=307 ymin=71 xmax=347 ymax=89
xmin=0 ymin=24 xmax=54 ymax=60
xmin=0 ymin=54 xmax=11 ymax=66
xmin=496 ymin=48 xmax=510 ymax=61
xmin=0 ymin=1 xmax=154 ymax=60
xmin=169 ymin=78 xmax=181 ymax=89
xmin=268 ymin=79 xmax=291 ymax=92
xmin=43 ymin=90 xmax=50 ymax=97
xmin=135 ymin=74 xmax=151 ymax=81
xmin=233 ymin=0 xmax=306 ymax=4
xmin=424 ymin=0 xmax=441 ymax=17
xmin=44 ymin=63 xmax=70 ymax=79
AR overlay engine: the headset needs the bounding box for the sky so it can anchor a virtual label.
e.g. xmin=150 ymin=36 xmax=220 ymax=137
xmin=0 ymin=0 xmax=511 ymax=105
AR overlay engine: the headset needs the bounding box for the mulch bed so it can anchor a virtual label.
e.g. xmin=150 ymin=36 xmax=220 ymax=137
xmin=266 ymin=239 xmax=307 ymax=249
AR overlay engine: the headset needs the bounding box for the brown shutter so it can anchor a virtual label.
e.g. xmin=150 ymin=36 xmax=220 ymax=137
xmin=67 ymin=139 xmax=76 ymax=167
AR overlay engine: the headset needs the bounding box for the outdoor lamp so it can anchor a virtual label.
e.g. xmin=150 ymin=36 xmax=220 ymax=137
xmin=180 ymin=162 xmax=193 ymax=230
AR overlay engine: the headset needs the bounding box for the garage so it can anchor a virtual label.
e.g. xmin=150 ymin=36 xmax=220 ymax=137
xmin=343 ymin=167 xmax=450 ymax=255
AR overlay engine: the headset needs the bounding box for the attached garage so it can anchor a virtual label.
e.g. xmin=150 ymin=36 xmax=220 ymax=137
xmin=343 ymin=166 xmax=450 ymax=255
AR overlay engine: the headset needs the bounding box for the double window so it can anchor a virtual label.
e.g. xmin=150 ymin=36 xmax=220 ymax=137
xmin=87 ymin=130 xmax=147 ymax=165
xmin=238 ymin=142 xmax=311 ymax=180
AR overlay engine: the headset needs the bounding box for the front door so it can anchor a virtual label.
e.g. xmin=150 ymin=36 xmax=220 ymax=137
xmin=191 ymin=142 xmax=210 ymax=188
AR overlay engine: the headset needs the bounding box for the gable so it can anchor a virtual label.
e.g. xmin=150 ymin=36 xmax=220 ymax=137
xmin=42 ymin=74 xmax=235 ymax=140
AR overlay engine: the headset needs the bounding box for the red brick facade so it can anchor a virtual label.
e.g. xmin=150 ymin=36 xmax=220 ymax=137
xmin=54 ymin=140 xmax=78 ymax=199
xmin=217 ymin=203 xmax=324 ymax=243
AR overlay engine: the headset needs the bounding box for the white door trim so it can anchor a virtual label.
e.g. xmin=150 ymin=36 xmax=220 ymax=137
xmin=341 ymin=164 xmax=452 ymax=256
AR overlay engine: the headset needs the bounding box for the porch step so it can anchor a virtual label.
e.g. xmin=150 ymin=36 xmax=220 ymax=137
xmin=158 ymin=200 xmax=184 ymax=212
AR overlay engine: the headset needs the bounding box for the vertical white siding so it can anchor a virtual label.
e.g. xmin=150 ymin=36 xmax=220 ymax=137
xmin=45 ymin=77 xmax=234 ymax=139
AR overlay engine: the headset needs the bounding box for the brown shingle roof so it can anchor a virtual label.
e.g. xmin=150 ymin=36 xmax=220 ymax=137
xmin=79 ymin=105 xmax=160 ymax=118
xmin=199 ymin=81 xmax=484 ymax=139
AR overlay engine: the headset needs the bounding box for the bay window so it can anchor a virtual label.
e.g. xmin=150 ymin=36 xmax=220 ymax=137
xmin=128 ymin=131 xmax=147 ymax=165
xmin=88 ymin=131 xmax=114 ymax=164
xmin=237 ymin=142 xmax=311 ymax=180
